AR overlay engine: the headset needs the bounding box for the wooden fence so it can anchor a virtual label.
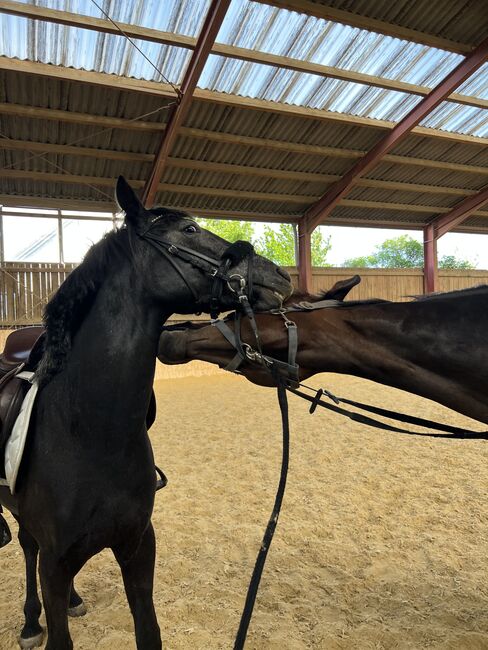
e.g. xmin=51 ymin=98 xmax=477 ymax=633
xmin=0 ymin=262 xmax=77 ymax=326
xmin=1 ymin=263 xmax=488 ymax=326
xmin=285 ymin=267 xmax=488 ymax=302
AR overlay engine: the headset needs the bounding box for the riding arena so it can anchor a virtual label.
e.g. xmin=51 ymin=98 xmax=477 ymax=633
xmin=0 ymin=2 xmax=487 ymax=649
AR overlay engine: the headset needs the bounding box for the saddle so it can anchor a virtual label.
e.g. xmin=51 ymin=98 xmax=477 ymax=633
xmin=0 ymin=327 xmax=45 ymax=548
xmin=0 ymin=327 xmax=45 ymax=459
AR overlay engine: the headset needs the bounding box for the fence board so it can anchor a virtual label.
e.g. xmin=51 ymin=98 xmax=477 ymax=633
xmin=0 ymin=263 xmax=487 ymax=327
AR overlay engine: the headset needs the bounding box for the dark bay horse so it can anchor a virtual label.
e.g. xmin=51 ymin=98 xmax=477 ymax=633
xmin=158 ymin=278 xmax=488 ymax=425
xmin=0 ymin=177 xmax=292 ymax=650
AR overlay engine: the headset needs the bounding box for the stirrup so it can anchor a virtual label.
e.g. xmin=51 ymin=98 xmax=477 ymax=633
xmin=155 ymin=465 xmax=167 ymax=491
xmin=0 ymin=514 xmax=12 ymax=548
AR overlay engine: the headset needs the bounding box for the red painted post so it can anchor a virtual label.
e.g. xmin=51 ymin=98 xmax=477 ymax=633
xmin=423 ymin=223 xmax=438 ymax=294
xmin=297 ymin=222 xmax=312 ymax=294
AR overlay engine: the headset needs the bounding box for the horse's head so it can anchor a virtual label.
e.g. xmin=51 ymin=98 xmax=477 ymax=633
xmin=158 ymin=276 xmax=364 ymax=386
xmin=116 ymin=177 xmax=293 ymax=315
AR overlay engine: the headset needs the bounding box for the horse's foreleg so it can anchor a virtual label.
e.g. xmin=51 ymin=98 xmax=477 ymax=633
xmin=38 ymin=552 xmax=74 ymax=650
xmin=17 ymin=525 xmax=43 ymax=649
xmin=113 ymin=522 xmax=162 ymax=650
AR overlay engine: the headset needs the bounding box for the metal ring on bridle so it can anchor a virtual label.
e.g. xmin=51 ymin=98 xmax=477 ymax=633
xmin=227 ymin=274 xmax=247 ymax=295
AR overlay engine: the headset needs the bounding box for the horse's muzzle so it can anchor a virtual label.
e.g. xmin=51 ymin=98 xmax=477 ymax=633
xmin=158 ymin=329 xmax=188 ymax=365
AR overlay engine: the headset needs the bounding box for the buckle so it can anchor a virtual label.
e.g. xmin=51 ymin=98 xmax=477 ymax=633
xmin=168 ymin=244 xmax=178 ymax=255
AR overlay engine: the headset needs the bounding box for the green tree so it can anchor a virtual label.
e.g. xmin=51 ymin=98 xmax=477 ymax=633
xmin=343 ymin=235 xmax=475 ymax=269
xmin=196 ymin=218 xmax=255 ymax=243
xmin=255 ymin=224 xmax=331 ymax=266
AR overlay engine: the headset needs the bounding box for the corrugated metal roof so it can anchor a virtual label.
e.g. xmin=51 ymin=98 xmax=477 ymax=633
xmin=304 ymin=0 xmax=488 ymax=49
xmin=0 ymin=0 xmax=486 ymax=233
xmin=2 ymin=0 xmax=486 ymax=135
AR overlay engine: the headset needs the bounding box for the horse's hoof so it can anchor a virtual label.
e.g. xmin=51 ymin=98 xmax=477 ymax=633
xmin=68 ymin=601 xmax=87 ymax=617
xmin=19 ymin=631 xmax=44 ymax=649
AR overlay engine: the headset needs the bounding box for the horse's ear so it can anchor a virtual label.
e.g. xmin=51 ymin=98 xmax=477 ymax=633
xmin=322 ymin=275 xmax=361 ymax=301
xmin=115 ymin=176 xmax=146 ymax=228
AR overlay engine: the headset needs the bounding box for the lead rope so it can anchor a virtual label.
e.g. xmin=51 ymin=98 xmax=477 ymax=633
xmin=234 ymin=382 xmax=290 ymax=650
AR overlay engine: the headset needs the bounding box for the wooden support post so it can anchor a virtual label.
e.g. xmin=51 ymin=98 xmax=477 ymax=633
xmin=297 ymin=222 xmax=312 ymax=294
xmin=423 ymin=223 xmax=438 ymax=294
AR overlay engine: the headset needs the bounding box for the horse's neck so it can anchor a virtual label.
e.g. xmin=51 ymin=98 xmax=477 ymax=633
xmin=51 ymin=270 xmax=168 ymax=437
xmin=311 ymin=301 xmax=488 ymax=422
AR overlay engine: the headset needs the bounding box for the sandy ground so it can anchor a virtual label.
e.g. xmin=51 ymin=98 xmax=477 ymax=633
xmin=0 ymin=370 xmax=487 ymax=649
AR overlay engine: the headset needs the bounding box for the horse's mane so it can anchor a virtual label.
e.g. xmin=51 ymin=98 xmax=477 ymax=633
xmin=413 ymin=284 xmax=488 ymax=301
xmin=285 ymin=289 xmax=387 ymax=307
xmin=36 ymin=228 xmax=131 ymax=387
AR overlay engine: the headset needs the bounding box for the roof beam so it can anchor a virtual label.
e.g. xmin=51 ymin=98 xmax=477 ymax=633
xmin=252 ymin=0 xmax=474 ymax=54
xmin=1 ymin=138 xmax=486 ymax=196
xmin=2 ymin=103 xmax=487 ymax=175
xmin=142 ymin=0 xmax=231 ymax=207
xmin=2 ymin=192 xmax=488 ymax=233
xmin=431 ymin=186 xmax=488 ymax=238
xmin=303 ymin=35 xmax=488 ymax=233
xmin=0 ymin=1 xmax=485 ymax=110
xmin=2 ymin=169 xmax=488 ymax=218
xmin=1 ymin=57 xmax=487 ymax=147
xmin=0 ymin=57 xmax=177 ymax=99
xmin=0 ymin=101 xmax=168 ymax=131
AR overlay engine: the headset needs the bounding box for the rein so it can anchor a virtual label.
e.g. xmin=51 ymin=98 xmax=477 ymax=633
xmin=210 ymin=297 xmax=487 ymax=647
xmin=212 ymin=302 xmax=487 ymax=438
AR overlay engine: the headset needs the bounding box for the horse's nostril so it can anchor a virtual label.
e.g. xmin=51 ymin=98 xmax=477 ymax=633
xmin=277 ymin=267 xmax=291 ymax=282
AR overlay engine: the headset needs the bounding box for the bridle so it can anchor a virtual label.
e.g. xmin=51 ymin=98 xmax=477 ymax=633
xmin=212 ymin=308 xmax=300 ymax=387
xmin=138 ymin=215 xmax=256 ymax=318
xmin=211 ymin=298 xmax=344 ymax=388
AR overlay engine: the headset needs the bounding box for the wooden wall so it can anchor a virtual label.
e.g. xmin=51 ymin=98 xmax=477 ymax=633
xmin=1 ymin=263 xmax=488 ymax=326
xmin=0 ymin=262 xmax=76 ymax=325
xmin=285 ymin=267 xmax=488 ymax=302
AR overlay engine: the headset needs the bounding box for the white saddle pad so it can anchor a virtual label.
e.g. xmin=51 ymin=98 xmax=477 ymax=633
xmin=2 ymin=372 xmax=38 ymax=494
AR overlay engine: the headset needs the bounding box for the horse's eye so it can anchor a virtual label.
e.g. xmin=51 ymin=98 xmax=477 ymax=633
xmin=184 ymin=224 xmax=198 ymax=234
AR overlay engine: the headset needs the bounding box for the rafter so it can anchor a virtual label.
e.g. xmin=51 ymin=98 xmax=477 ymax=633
xmin=0 ymin=57 xmax=177 ymax=99
xmin=2 ymin=193 xmax=487 ymax=234
xmin=1 ymin=57 xmax=487 ymax=147
xmin=2 ymin=170 xmax=488 ymax=219
xmin=431 ymin=185 xmax=488 ymax=238
xmin=303 ymin=35 xmax=488 ymax=233
xmin=3 ymin=139 xmax=484 ymax=195
xmin=1 ymin=104 xmax=487 ymax=176
xmin=142 ymin=0 xmax=232 ymax=207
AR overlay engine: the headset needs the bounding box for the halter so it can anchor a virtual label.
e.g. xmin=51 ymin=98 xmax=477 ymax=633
xmin=138 ymin=215 xmax=255 ymax=318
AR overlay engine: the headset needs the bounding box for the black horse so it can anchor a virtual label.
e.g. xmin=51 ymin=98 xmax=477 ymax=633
xmin=0 ymin=177 xmax=292 ymax=650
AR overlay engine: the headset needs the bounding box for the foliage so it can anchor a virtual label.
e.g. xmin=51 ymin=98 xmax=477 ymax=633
xmin=343 ymin=235 xmax=475 ymax=269
xmin=197 ymin=220 xmax=332 ymax=267
xmin=255 ymin=224 xmax=331 ymax=267
xmin=196 ymin=218 xmax=255 ymax=243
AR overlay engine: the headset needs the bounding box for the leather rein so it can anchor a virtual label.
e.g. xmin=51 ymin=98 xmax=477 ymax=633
xmin=211 ymin=301 xmax=486 ymax=439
